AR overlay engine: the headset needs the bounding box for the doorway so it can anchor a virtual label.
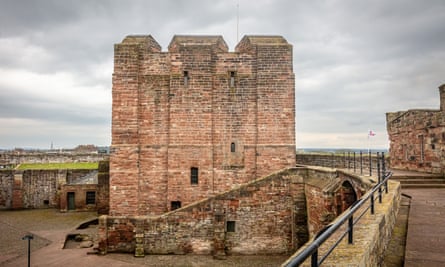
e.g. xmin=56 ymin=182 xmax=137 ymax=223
xmin=67 ymin=192 xmax=75 ymax=210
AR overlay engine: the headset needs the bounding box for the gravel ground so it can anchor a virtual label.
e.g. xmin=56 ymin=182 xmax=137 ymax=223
xmin=0 ymin=209 xmax=96 ymax=264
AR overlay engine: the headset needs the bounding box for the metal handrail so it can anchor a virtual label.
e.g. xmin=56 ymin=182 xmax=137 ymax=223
xmin=284 ymin=170 xmax=393 ymax=267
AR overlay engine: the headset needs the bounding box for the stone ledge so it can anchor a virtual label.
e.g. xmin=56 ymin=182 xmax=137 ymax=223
xmin=284 ymin=180 xmax=401 ymax=266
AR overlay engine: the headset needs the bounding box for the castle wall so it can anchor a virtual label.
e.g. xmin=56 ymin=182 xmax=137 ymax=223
xmin=110 ymin=35 xmax=296 ymax=216
xmin=386 ymin=84 xmax=445 ymax=174
xmin=99 ymin=167 xmax=371 ymax=256
xmin=0 ymin=163 xmax=109 ymax=212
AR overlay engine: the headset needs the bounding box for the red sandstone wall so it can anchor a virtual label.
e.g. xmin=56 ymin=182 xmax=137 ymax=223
xmin=101 ymin=168 xmax=308 ymax=255
xmin=110 ymin=35 xmax=296 ymax=216
xmin=99 ymin=167 xmax=370 ymax=256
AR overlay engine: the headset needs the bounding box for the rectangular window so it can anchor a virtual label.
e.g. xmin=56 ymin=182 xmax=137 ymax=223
xmin=229 ymin=71 xmax=236 ymax=87
xmin=171 ymin=201 xmax=181 ymax=210
xmin=191 ymin=167 xmax=198 ymax=184
xmin=226 ymin=221 xmax=236 ymax=232
xmin=86 ymin=191 xmax=96 ymax=205
xmin=183 ymin=71 xmax=189 ymax=86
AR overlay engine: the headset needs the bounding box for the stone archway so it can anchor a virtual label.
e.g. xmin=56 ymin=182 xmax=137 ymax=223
xmin=335 ymin=180 xmax=357 ymax=215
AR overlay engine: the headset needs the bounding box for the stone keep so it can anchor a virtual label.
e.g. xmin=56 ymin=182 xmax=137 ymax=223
xmin=110 ymin=35 xmax=295 ymax=216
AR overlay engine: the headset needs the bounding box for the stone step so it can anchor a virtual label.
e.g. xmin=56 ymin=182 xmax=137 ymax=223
xmin=400 ymin=183 xmax=445 ymax=189
xmin=391 ymin=175 xmax=444 ymax=180
xmin=392 ymin=178 xmax=445 ymax=184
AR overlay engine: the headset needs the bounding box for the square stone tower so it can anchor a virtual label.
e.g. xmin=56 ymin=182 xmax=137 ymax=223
xmin=110 ymin=35 xmax=295 ymax=216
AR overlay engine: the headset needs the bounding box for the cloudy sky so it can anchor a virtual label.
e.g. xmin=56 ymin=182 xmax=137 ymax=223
xmin=1 ymin=0 xmax=444 ymax=150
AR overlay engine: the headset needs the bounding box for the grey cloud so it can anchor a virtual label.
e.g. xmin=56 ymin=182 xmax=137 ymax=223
xmin=1 ymin=0 xmax=444 ymax=149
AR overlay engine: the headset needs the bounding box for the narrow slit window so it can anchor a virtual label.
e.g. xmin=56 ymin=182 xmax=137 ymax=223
xmin=171 ymin=201 xmax=181 ymax=210
xmin=231 ymin=142 xmax=236 ymax=153
xmin=226 ymin=221 xmax=236 ymax=232
xmin=419 ymin=135 xmax=425 ymax=162
xmin=229 ymin=71 xmax=236 ymax=87
xmin=183 ymin=71 xmax=189 ymax=86
xmin=191 ymin=167 xmax=199 ymax=185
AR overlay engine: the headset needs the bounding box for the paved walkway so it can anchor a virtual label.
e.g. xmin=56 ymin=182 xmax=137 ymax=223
xmin=403 ymin=188 xmax=445 ymax=267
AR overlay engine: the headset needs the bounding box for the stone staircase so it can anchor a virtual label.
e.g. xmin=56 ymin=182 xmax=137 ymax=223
xmin=390 ymin=170 xmax=445 ymax=189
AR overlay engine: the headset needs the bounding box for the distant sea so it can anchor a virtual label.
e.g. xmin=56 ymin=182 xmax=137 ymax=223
xmin=297 ymin=148 xmax=388 ymax=154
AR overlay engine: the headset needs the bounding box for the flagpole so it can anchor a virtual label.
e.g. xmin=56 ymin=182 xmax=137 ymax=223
xmin=236 ymin=1 xmax=239 ymax=43
xmin=367 ymin=133 xmax=370 ymax=154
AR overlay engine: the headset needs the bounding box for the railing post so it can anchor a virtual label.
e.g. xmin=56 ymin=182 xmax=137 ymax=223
xmin=348 ymin=216 xmax=354 ymax=244
xmin=360 ymin=151 xmax=363 ymax=175
xmin=347 ymin=151 xmax=350 ymax=169
xmin=311 ymin=249 xmax=318 ymax=267
xmin=353 ymin=152 xmax=356 ymax=173
xmin=377 ymin=152 xmax=382 ymax=203
xmin=382 ymin=152 xmax=388 ymax=193
xmin=369 ymin=151 xmax=372 ymax=176
xmin=371 ymin=192 xmax=375 ymax=214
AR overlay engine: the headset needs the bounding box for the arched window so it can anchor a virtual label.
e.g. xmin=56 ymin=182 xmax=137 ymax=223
xmin=231 ymin=142 xmax=236 ymax=153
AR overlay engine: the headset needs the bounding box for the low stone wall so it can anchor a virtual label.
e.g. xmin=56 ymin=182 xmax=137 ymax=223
xmin=98 ymin=167 xmax=374 ymax=257
xmin=283 ymin=180 xmax=401 ymax=266
xmin=0 ymin=151 xmax=108 ymax=167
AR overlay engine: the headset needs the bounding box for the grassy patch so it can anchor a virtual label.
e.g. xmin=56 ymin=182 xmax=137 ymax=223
xmin=17 ymin=162 xmax=98 ymax=170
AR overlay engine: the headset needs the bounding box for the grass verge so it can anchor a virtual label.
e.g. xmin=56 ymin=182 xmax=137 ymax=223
xmin=17 ymin=162 xmax=98 ymax=170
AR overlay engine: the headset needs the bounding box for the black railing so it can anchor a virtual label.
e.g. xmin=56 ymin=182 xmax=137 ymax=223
xmin=345 ymin=151 xmax=388 ymax=177
xmin=285 ymin=155 xmax=392 ymax=267
xmin=296 ymin=151 xmax=388 ymax=176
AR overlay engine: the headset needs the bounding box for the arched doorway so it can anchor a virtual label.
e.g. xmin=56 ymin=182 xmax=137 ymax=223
xmin=335 ymin=181 xmax=357 ymax=215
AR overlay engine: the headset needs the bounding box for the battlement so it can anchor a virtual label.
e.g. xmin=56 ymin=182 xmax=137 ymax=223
xmin=168 ymin=35 xmax=228 ymax=52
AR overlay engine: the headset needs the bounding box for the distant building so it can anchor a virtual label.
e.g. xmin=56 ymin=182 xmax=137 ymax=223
xmin=386 ymin=84 xmax=445 ymax=174
xmin=109 ymin=35 xmax=296 ymax=216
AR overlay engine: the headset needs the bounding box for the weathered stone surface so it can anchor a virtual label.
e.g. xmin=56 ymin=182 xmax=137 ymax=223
xmin=79 ymin=240 xmax=93 ymax=248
